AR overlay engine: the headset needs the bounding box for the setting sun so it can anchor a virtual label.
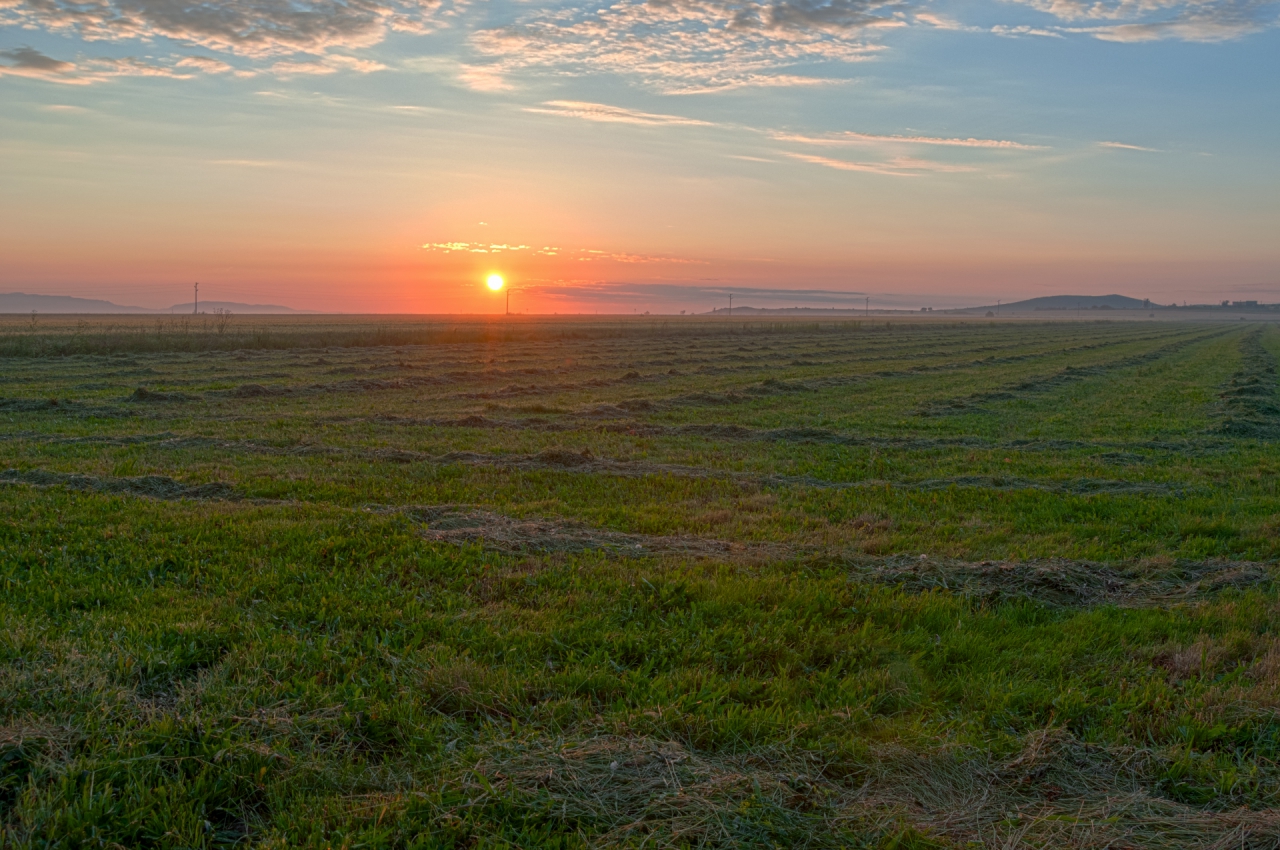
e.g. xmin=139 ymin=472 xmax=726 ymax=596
xmin=486 ymin=274 xmax=505 ymax=291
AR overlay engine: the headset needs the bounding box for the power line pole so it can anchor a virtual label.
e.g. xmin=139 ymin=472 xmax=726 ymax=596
xmin=865 ymin=296 xmax=869 ymax=317
xmin=193 ymin=282 xmax=199 ymax=315
xmin=728 ymin=293 xmax=732 ymax=317
xmin=506 ymin=287 xmax=509 ymax=315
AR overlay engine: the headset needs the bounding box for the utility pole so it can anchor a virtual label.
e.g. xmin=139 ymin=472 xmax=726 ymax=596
xmin=865 ymin=296 xmax=869 ymax=317
xmin=996 ymin=299 xmax=1001 ymax=317
xmin=193 ymin=282 xmax=199 ymax=315
xmin=728 ymin=293 xmax=732 ymax=317
xmin=506 ymin=288 xmax=509 ymax=315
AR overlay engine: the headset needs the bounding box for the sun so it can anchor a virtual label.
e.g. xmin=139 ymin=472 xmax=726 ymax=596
xmin=486 ymin=273 xmax=505 ymax=291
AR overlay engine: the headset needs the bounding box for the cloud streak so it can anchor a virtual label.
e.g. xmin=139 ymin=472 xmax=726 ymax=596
xmin=525 ymin=101 xmax=715 ymax=127
xmin=785 ymin=152 xmax=978 ymax=176
xmin=1098 ymin=141 xmax=1162 ymax=151
xmin=1007 ymin=0 xmax=1279 ymax=41
xmin=421 ymin=243 xmax=702 ymax=263
xmin=773 ymin=130 xmax=1047 ymax=149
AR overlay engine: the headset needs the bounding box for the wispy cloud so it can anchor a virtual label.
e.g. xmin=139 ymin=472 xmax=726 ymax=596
xmin=456 ymin=64 xmax=512 ymax=91
xmin=784 ymin=151 xmax=979 ymax=175
xmin=990 ymin=24 xmax=1064 ymax=37
xmin=421 ymin=242 xmax=703 ymax=263
xmin=423 ymin=242 xmax=537 ymax=254
xmin=1006 ymin=0 xmax=1279 ymax=42
xmin=271 ymin=54 xmax=386 ymax=76
xmin=773 ymin=130 xmax=1047 ymax=150
xmin=913 ymin=12 xmax=979 ymax=31
xmin=1098 ymin=141 xmax=1162 ymax=152
xmin=525 ymin=101 xmax=715 ymax=127
xmin=175 ymin=55 xmax=237 ymax=74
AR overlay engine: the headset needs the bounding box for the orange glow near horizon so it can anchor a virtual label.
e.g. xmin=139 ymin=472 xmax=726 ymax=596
xmin=486 ymin=273 xmax=505 ymax=291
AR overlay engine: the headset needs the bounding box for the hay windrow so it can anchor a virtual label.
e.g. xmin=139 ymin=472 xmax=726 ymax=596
xmin=442 ymin=730 xmax=1280 ymax=848
xmin=127 ymin=386 xmax=198 ymax=403
xmin=0 ymin=468 xmax=241 ymax=501
xmin=401 ymin=504 xmax=1271 ymax=607
xmin=842 ymin=555 xmax=1273 ymax=608
xmin=1215 ymin=329 xmax=1280 ymax=438
xmin=0 ymin=397 xmax=127 ymax=417
xmin=0 ymin=432 xmax=1196 ymax=496
xmin=918 ymin=329 xmax=1229 ymax=417
xmin=402 ymin=504 xmax=791 ymax=561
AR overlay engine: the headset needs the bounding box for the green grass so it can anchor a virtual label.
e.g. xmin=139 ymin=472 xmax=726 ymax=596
xmin=2 ymin=316 xmax=1279 ymax=847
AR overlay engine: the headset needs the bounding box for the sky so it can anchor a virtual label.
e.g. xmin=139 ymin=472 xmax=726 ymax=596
xmin=1 ymin=0 xmax=1278 ymax=313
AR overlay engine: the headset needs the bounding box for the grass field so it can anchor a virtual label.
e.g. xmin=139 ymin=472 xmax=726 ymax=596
xmin=2 ymin=314 xmax=1279 ymax=848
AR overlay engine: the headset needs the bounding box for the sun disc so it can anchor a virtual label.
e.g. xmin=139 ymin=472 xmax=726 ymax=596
xmin=486 ymin=274 xmax=505 ymax=291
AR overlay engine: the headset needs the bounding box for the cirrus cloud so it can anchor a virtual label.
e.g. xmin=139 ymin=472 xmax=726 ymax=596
xmin=773 ymin=130 xmax=1048 ymax=149
xmin=1008 ymin=0 xmax=1279 ymax=41
xmin=525 ymin=100 xmax=716 ymax=127
xmin=785 ymin=151 xmax=977 ymax=176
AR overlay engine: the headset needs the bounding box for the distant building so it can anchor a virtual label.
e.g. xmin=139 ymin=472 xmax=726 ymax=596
xmin=1233 ymin=301 xmax=1259 ymax=307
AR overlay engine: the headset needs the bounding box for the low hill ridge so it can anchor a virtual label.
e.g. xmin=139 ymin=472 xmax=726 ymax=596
xmin=0 ymin=292 xmax=313 ymax=314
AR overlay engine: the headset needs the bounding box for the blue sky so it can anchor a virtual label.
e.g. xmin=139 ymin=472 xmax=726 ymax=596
xmin=1 ymin=0 xmax=1277 ymax=312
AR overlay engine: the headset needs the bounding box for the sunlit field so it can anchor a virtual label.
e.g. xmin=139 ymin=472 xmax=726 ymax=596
xmin=3 ymin=314 xmax=1280 ymax=848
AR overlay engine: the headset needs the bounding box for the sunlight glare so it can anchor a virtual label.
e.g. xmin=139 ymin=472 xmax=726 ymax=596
xmin=486 ymin=273 xmax=505 ymax=291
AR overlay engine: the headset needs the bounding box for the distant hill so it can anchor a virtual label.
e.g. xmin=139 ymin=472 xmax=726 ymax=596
xmin=703 ymin=306 xmax=871 ymax=315
xmin=963 ymin=295 xmax=1152 ymax=313
xmin=165 ymin=301 xmax=315 ymax=315
xmin=0 ymin=292 xmax=314 ymax=314
xmin=0 ymin=293 xmax=151 ymax=313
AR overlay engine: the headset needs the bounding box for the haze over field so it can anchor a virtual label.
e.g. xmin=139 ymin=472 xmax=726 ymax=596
xmin=2 ymin=0 xmax=1278 ymax=311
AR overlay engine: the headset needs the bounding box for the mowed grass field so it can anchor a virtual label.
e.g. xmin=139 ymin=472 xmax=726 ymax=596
xmin=2 ymin=314 xmax=1280 ymax=848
